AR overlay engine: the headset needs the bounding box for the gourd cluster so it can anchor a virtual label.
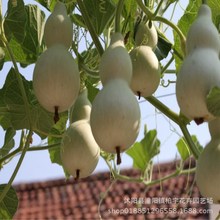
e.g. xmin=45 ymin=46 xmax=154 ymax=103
xmin=176 ymin=3 xmax=220 ymax=204
xmin=32 ymin=1 xmax=163 ymax=179
xmin=130 ymin=20 xmax=161 ymax=98
xmin=176 ymin=4 xmax=220 ymax=124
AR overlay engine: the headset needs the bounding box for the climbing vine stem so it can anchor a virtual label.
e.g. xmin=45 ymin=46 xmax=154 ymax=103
xmin=146 ymin=96 xmax=200 ymax=159
xmin=77 ymin=0 xmax=104 ymax=56
xmin=0 ymin=130 xmax=33 ymax=203
xmin=115 ymin=0 xmax=125 ymax=33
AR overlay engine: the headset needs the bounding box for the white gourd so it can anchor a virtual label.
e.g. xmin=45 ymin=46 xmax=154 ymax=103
xmin=176 ymin=48 xmax=220 ymax=123
xmin=33 ymin=44 xmax=80 ymax=121
xmin=186 ymin=4 xmax=220 ymax=55
xmin=129 ymin=46 xmax=160 ymax=98
xmin=61 ymin=120 xmax=100 ymax=180
xmin=90 ymin=79 xmax=141 ymax=164
xmin=195 ymin=138 xmax=220 ymax=203
xmin=69 ymin=88 xmax=92 ymax=123
xmin=134 ymin=21 xmax=158 ymax=49
xmin=99 ymin=32 xmax=132 ymax=85
xmin=44 ymin=1 xmax=73 ymax=49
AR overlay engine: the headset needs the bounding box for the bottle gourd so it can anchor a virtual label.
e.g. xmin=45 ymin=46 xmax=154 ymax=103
xmin=99 ymin=32 xmax=132 ymax=85
xmin=61 ymin=89 xmax=100 ymax=180
xmin=33 ymin=44 xmax=80 ymax=122
xmin=90 ymin=79 xmax=141 ymax=165
xmin=176 ymin=4 xmax=220 ymax=124
xmin=43 ymin=1 xmax=73 ymax=49
xmin=186 ymin=4 xmax=220 ymax=55
xmin=129 ymin=45 xmax=160 ymax=98
xmin=134 ymin=21 xmax=158 ymax=49
xmin=196 ymin=118 xmax=220 ymax=203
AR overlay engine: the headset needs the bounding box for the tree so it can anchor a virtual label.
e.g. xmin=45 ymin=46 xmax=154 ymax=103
xmin=0 ymin=0 xmax=219 ymax=218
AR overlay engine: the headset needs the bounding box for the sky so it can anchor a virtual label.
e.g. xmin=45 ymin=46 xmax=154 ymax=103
xmin=0 ymin=0 xmax=211 ymax=184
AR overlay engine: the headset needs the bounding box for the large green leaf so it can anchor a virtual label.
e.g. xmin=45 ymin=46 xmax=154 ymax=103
xmin=126 ymin=127 xmax=160 ymax=172
xmin=4 ymin=0 xmax=27 ymax=43
xmin=174 ymin=0 xmax=220 ymax=71
xmin=4 ymin=4 xmax=45 ymax=65
xmin=176 ymin=135 xmax=202 ymax=161
xmin=0 ymin=128 xmax=16 ymax=159
xmin=0 ymin=185 xmax=18 ymax=220
xmin=48 ymin=114 xmax=68 ymax=166
xmin=0 ymin=68 xmax=64 ymax=139
xmin=206 ymin=86 xmax=220 ymax=117
xmin=83 ymin=0 xmax=115 ymax=35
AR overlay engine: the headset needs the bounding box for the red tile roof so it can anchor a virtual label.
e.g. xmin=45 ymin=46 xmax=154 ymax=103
xmin=14 ymin=159 xmax=210 ymax=219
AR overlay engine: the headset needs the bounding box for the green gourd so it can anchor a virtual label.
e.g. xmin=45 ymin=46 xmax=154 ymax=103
xmin=90 ymin=79 xmax=141 ymax=164
xmin=33 ymin=44 xmax=80 ymax=122
xmin=134 ymin=21 xmax=158 ymax=49
xmin=61 ymin=120 xmax=100 ymax=180
xmin=176 ymin=48 xmax=220 ymax=124
xmin=69 ymin=88 xmax=92 ymax=123
xmin=195 ymin=138 xmax=220 ymax=203
xmin=186 ymin=4 xmax=220 ymax=55
xmin=129 ymin=46 xmax=160 ymax=98
xmin=44 ymin=1 xmax=73 ymax=49
xmin=99 ymin=32 xmax=132 ymax=85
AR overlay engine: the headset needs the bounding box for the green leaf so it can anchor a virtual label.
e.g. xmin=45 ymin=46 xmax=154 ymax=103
xmin=83 ymin=0 xmax=115 ymax=35
xmin=4 ymin=4 xmax=45 ymax=65
xmin=34 ymin=0 xmax=57 ymax=11
xmin=86 ymin=83 xmax=99 ymax=103
xmin=0 ymin=68 xmax=61 ymax=138
xmin=21 ymin=5 xmax=46 ymax=64
xmin=0 ymin=128 xmax=16 ymax=158
xmin=155 ymin=34 xmax=172 ymax=61
xmin=126 ymin=128 xmax=160 ymax=172
xmin=0 ymin=185 xmax=18 ymax=220
xmin=4 ymin=0 xmax=27 ymax=43
xmin=176 ymin=138 xmax=190 ymax=161
xmin=176 ymin=135 xmax=202 ymax=161
xmin=173 ymin=1 xmax=200 ymax=71
xmin=206 ymin=86 xmax=220 ymax=117
xmin=48 ymin=113 xmax=68 ymax=165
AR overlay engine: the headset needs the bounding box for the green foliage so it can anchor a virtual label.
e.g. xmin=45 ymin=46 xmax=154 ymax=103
xmin=126 ymin=126 xmax=160 ymax=173
xmin=206 ymin=86 xmax=220 ymax=117
xmin=0 ymin=68 xmax=57 ymax=137
xmin=3 ymin=2 xmax=45 ymax=66
xmin=0 ymin=185 xmax=18 ymax=219
xmin=176 ymin=135 xmax=203 ymax=161
xmin=0 ymin=128 xmax=16 ymax=161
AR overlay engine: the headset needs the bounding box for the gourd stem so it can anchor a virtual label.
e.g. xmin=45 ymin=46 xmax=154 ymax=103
xmin=179 ymin=124 xmax=200 ymax=159
xmin=202 ymin=0 xmax=207 ymax=4
xmin=136 ymin=0 xmax=153 ymax=19
xmin=145 ymin=96 xmax=200 ymax=159
xmin=0 ymin=143 xmax=60 ymax=166
xmin=0 ymin=130 xmax=33 ymax=203
xmin=77 ymin=0 xmax=104 ymax=56
xmin=115 ymin=0 xmax=125 ymax=33
xmin=110 ymin=162 xmax=196 ymax=185
xmin=145 ymin=96 xmax=180 ymax=124
xmin=153 ymin=0 xmax=164 ymax=17
xmin=161 ymin=55 xmax=175 ymax=75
